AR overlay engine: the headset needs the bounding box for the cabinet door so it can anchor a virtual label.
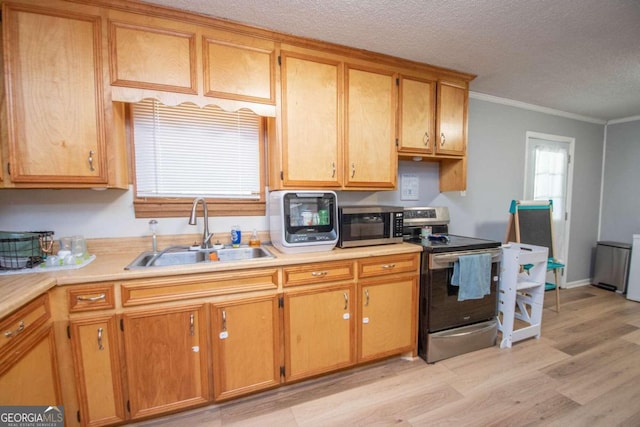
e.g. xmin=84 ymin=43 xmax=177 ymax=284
xmin=398 ymin=76 xmax=435 ymax=155
xmin=211 ymin=295 xmax=280 ymax=401
xmin=284 ymin=284 xmax=355 ymax=381
xmin=2 ymin=4 xmax=108 ymax=184
xmin=436 ymin=81 xmax=467 ymax=156
xmin=204 ymin=30 xmax=275 ymax=104
xmin=122 ymin=304 xmax=209 ymax=419
xmin=344 ymin=65 xmax=397 ymax=189
xmin=109 ymin=20 xmax=197 ymax=93
xmin=70 ymin=316 xmax=126 ymax=427
xmin=0 ymin=325 xmax=62 ymax=406
xmin=359 ymin=276 xmax=418 ymax=362
xmin=280 ymin=51 xmax=342 ymax=187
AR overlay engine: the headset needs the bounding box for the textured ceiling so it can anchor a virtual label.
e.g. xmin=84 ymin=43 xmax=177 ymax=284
xmin=143 ymin=0 xmax=640 ymax=122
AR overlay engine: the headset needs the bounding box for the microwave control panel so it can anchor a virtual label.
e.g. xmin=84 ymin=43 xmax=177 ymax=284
xmin=394 ymin=212 xmax=404 ymax=237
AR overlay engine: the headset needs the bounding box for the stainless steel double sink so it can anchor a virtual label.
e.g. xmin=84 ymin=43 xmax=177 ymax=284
xmin=125 ymin=245 xmax=275 ymax=270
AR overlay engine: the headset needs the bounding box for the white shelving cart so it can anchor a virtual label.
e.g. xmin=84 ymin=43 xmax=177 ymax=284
xmin=498 ymin=242 xmax=549 ymax=348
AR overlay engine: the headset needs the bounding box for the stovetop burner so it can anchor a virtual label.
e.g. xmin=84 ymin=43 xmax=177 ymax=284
xmin=408 ymin=234 xmax=501 ymax=253
xmin=402 ymin=206 xmax=501 ymax=253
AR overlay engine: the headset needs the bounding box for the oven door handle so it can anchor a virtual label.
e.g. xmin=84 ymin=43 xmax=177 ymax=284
xmin=430 ymin=248 xmax=502 ymax=269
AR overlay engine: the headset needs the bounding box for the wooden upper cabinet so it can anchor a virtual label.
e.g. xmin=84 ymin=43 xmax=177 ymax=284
xmin=109 ymin=20 xmax=197 ymax=93
xmin=279 ymin=51 xmax=342 ymax=187
xmin=397 ymin=75 xmax=436 ymax=155
xmin=203 ymin=30 xmax=275 ymax=104
xmin=106 ymin=11 xmax=276 ymax=115
xmin=436 ymin=80 xmax=468 ymax=156
xmin=344 ymin=65 xmax=397 ymax=189
xmin=2 ymin=4 xmax=112 ymax=185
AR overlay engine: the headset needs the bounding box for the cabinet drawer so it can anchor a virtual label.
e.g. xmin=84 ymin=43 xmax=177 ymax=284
xmin=0 ymin=294 xmax=50 ymax=356
xmin=357 ymin=253 xmax=419 ymax=278
xmin=283 ymin=261 xmax=355 ymax=287
xmin=68 ymin=284 xmax=115 ymax=312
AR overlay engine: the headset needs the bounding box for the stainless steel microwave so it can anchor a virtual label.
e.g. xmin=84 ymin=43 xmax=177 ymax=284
xmin=338 ymin=205 xmax=404 ymax=248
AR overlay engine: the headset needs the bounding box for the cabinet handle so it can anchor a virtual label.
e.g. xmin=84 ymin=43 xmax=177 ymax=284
xmin=331 ymin=162 xmax=336 ymax=178
xmin=88 ymin=150 xmax=95 ymax=172
xmin=77 ymin=293 xmax=106 ymax=302
xmin=440 ymin=132 xmax=446 ymax=146
xmin=381 ymin=263 xmax=396 ymax=269
xmin=189 ymin=313 xmax=195 ymax=337
xmin=351 ymin=163 xmax=356 ymax=178
xmin=423 ymin=131 xmax=430 ymax=146
xmin=4 ymin=320 xmax=25 ymax=338
xmin=364 ymin=289 xmax=370 ymax=307
xmin=343 ymin=292 xmax=348 ymax=310
xmin=311 ymin=271 xmax=328 ymax=277
xmin=97 ymin=327 xmax=104 ymax=351
xmin=222 ymin=310 xmax=227 ymax=331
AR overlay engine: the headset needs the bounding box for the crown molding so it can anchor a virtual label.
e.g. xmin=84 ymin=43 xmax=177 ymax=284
xmin=607 ymin=115 xmax=640 ymax=125
xmin=469 ymin=92 xmax=607 ymax=125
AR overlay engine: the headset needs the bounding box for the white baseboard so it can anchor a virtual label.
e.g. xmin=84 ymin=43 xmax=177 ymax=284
xmin=561 ymin=279 xmax=593 ymax=289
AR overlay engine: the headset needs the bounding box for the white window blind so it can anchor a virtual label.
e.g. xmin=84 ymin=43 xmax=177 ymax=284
xmin=131 ymin=100 xmax=261 ymax=199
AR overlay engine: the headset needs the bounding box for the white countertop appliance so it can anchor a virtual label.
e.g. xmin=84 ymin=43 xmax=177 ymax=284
xmin=269 ymin=190 xmax=338 ymax=253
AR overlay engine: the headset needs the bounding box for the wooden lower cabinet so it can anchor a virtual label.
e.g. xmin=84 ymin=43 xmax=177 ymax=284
xmin=122 ymin=304 xmax=209 ymax=419
xmin=0 ymin=294 xmax=61 ymax=407
xmin=2 ymin=252 xmax=420 ymax=426
xmin=283 ymin=283 xmax=356 ymax=381
xmin=210 ymin=295 xmax=281 ymax=401
xmin=358 ymin=275 xmax=418 ymax=362
xmin=69 ymin=315 xmax=126 ymax=427
xmin=0 ymin=325 xmax=61 ymax=406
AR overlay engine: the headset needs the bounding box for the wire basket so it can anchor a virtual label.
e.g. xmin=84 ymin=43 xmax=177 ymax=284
xmin=0 ymin=231 xmax=54 ymax=270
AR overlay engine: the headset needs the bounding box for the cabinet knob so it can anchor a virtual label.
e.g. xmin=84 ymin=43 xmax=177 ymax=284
xmin=440 ymin=133 xmax=446 ymax=146
xmin=423 ymin=131 xmax=430 ymax=146
xmin=351 ymin=163 xmax=356 ymax=178
xmin=343 ymin=292 xmax=349 ymax=310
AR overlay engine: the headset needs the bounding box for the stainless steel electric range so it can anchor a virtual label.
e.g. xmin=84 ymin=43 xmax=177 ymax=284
xmin=404 ymin=207 xmax=502 ymax=363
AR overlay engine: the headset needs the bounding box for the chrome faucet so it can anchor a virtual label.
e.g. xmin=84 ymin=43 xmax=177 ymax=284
xmin=189 ymin=197 xmax=213 ymax=249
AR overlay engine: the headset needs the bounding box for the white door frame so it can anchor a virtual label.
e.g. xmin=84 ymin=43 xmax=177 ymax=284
xmin=523 ymin=131 xmax=575 ymax=282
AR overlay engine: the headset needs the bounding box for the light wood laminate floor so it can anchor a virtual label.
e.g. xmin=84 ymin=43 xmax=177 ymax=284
xmin=132 ymin=286 xmax=640 ymax=426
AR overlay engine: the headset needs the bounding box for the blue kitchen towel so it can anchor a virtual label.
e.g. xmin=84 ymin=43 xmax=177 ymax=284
xmin=451 ymin=253 xmax=492 ymax=301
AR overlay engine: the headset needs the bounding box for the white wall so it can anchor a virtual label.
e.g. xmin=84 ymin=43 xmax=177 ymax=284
xmin=0 ymin=186 xmax=268 ymax=241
